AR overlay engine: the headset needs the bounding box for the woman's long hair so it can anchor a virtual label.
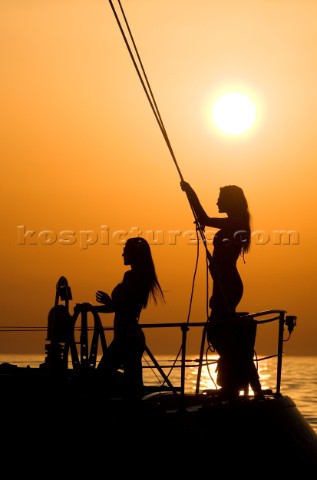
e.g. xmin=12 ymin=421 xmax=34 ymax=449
xmin=125 ymin=237 xmax=165 ymax=308
xmin=220 ymin=185 xmax=251 ymax=254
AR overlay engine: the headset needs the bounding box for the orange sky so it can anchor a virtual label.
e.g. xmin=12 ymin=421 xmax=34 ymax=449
xmin=1 ymin=0 xmax=316 ymax=356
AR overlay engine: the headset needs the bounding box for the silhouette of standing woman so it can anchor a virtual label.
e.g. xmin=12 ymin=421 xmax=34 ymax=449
xmin=95 ymin=237 xmax=165 ymax=400
xmin=180 ymin=180 xmax=262 ymax=398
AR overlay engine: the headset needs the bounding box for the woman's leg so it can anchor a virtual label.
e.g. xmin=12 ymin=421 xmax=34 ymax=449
xmin=123 ymin=331 xmax=145 ymax=400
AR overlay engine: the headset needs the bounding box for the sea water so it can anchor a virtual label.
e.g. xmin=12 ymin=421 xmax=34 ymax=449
xmin=0 ymin=353 xmax=316 ymax=434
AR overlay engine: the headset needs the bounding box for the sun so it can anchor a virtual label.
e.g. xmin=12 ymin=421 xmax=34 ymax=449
xmin=212 ymin=92 xmax=257 ymax=135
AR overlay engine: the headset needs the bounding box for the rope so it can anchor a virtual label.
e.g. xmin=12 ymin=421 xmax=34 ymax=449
xmin=108 ymin=0 xmax=183 ymax=181
xmin=107 ymin=1 xmax=214 ymax=252
xmin=108 ymin=2 xmax=216 ymax=253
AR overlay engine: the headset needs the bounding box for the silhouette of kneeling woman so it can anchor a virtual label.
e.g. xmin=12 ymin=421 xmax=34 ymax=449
xmin=94 ymin=237 xmax=165 ymax=400
xmin=180 ymin=180 xmax=262 ymax=398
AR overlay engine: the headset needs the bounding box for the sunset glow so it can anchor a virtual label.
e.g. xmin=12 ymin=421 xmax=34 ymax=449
xmin=1 ymin=1 xmax=317 ymax=356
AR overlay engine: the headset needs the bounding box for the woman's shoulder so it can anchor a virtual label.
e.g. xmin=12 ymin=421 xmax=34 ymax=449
xmin=123 ymin=270 xmax=132 ymax=279
xmin=123 ymin=270 xmax=140 ymax=280
xmin=112 ymin=270 xmax=143 ymax=301
xmin=122 ymin=269 xmax=144 ymax=287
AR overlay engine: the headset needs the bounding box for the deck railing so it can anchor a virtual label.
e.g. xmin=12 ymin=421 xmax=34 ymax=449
xmin=0 ymin=309 xmax=296 ymax=403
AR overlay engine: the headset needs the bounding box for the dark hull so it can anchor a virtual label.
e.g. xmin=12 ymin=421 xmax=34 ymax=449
xmin=0 ymin=286 xmax=314 ymax=474
xmin=1 ymin=366 xmax=316 ymax=474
